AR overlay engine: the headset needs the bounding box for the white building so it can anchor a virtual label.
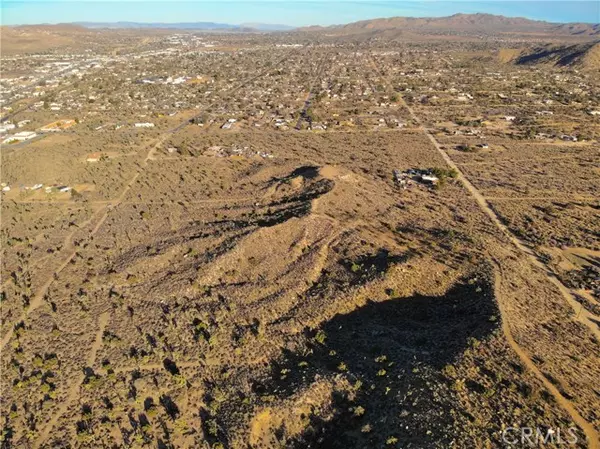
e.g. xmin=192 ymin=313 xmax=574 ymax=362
xmin=0 ymin=123 xmax=16 ymax=134
xmin=135 ymin=122 xmax=155 ymax=128
xmin=2 ymin=131 xmax=37 ymax=144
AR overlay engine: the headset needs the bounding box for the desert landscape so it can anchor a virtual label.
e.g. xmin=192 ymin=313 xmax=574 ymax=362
xmin=1 ymin=12 xmax=599 ymax=449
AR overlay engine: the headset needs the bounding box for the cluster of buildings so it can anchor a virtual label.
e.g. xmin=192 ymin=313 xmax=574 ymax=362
xmin=1 ymin=33 xmax=598 ymax=152
xmin=388 ymin=50 xmax=599 ymax=142
xmin=2 ymin=131 xmax=37 ymax=145
xmin=393 ymin=169 xmax=441 ymax=190
xmin=203 ymin=145 xmax=274 ymax=159
xmin=0 ymin=182 xmax=72 ymax=195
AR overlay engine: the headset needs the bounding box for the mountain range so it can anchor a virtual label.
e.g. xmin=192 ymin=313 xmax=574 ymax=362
xmin=301 ymin=13 xmax=599 ymax=36
xmin=6 ymin=14 xmax=598 ymax=36
xmin=2 ymin=13 xmax=598 ymax=56
xmin=74 ymin=21 xmax=295 ymax=32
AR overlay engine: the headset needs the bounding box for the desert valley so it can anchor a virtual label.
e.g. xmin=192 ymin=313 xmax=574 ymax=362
xmin=1 ymin=12 xmax=599 ymax=449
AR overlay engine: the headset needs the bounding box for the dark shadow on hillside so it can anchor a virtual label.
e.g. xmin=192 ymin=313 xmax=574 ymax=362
xmin=515 ymin=42 xmax=597 ymax=67
xmin=278 ymin=165 xmax=321 ymax=181
xmin=253 ymin=274 xmax=499 ymax=448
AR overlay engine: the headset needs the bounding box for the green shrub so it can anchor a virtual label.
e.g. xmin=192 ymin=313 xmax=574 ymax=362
xmin=314 ymin=330 xmax=327 ymax=345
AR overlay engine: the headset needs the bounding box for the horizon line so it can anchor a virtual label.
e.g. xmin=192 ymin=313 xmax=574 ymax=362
xmin=5 ymin=14 xmax=600 ymax=27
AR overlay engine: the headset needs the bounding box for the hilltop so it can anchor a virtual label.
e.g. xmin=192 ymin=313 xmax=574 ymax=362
xmin=0 ymin=24 xmax=89 ymax=54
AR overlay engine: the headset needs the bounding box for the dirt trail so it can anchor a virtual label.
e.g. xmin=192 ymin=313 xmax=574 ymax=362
xmin=397 ymin=93 xmax=600 ymax=448
xmin=1 ymin=48 xmax=303 ymax=352
xmin=456 ymin=154 xmax=582 ymax=166
xmin=2 ymin=128 xmax=177 ymax=348
xmin=491 ymin=263 xmax=599 ymax=448
xmin=0 ymin=205 xmax=108 ymax=351
xmin=0 ymin=138 xmax=165 ymax=351
xmin=0 ymin=144 xmax=152 ymax=350
xmin=421 ymin=126 xmax=600 ymax=339
xmin=484 ymin=196 xmax=598 ymax=201
xmin=33 ymin=311 xmax=110 ymax=449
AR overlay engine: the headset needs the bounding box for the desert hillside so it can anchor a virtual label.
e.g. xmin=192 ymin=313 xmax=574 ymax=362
xmin=499 ymin=41 xmax=600 ymax=70
xmin=0 ymin=25 xmax=88 ymax=54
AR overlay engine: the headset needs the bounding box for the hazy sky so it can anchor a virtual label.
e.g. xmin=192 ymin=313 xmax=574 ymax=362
xmin=2 ymin=1 xmax=599 ymax=26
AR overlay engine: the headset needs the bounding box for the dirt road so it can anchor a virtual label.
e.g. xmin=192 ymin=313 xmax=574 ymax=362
xmin=397 ymin=92 xmax=600 ymax=448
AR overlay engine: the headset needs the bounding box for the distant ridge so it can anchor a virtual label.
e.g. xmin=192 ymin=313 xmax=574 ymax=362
xmin=75 ymin=21 xmax=294 ymax=32
xmin=300 ymin=13 xmax=600 ymax=36
xmin=241 ymin=23 xmax=295 ymax=32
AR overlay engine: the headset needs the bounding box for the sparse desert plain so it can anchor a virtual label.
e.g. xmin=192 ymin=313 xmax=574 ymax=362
xmin=1 ymin=13 xmax=599 ymax=449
